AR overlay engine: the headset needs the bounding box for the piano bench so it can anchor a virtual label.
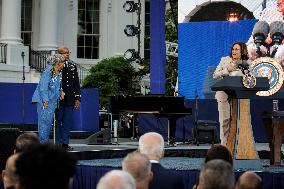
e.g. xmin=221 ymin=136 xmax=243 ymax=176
xmin=193 ymin=120 xmax=219 ymax=146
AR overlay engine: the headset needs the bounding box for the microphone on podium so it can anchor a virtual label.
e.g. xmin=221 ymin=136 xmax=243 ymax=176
xmin=252 ymin=21 xmax=270 ymax=57
xmin=270 ymin=21 xmax=284 ymax=58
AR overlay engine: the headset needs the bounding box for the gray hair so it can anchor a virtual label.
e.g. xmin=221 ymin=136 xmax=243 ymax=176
xmin=139 ymin=132 xmax=164 ymax=160
xmin=122 ymin=152 xmax=151 ymax=183
xmin=15 ymin=132 xmax=40 ymax=153
xmin=47 ymin=54 xmax=65 ymax=65
xmin=199 ymin=159 xmax=234 ymax=189
xmin=97 ymin=170 xmax=135 ymax=189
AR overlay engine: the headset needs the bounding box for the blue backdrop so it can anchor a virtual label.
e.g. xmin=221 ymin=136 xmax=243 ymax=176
xmin=150 ymin=0 xmax=166 ymax=94
xmin=0 ymin=83 xmax=99 ymax=132
xmin=178 ymin=20 xmax=257 ymax=99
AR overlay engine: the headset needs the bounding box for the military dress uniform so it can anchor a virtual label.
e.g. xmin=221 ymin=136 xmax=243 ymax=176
xmin=55 ymin=60 xmax=81 ymax=148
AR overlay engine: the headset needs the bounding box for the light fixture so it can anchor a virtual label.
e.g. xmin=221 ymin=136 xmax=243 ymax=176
xmin=124 ymin=49 xmax=138 ymax=61
xmin=227 ymin=12 xmax=238 ymax=22
xmin=124 ymin=25 xmax=140 ymax=36
xmin=123 ymin=1 xmax=140 ymax=12
xmin=123 ymin=0 xmax=141 ymax=62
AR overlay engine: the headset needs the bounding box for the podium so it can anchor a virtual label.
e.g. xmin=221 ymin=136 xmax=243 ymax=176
xmin=211 ymin=76 xmax=269 ymax=160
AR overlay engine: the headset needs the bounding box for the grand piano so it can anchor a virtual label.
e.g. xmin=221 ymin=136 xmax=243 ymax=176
xmin=110 ymin=95 xmax=192 ymax=144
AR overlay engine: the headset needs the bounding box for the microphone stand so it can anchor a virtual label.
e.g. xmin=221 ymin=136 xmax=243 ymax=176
xmin=21 ymin=52 xmax=25 ymax=132
xmin=193 ymin=89 xmax=199 ymax=144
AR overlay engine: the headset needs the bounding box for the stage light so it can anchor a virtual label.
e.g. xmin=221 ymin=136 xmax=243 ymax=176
xmin=227 ymin=12 xmax=238 ymax=22
xmin=124 ymin=25 xmax=140 ymax=36
xmin=124 ymin=49 xmax=138 ymax=61
xmin=123 ymin=1 xmax=139 ymax=12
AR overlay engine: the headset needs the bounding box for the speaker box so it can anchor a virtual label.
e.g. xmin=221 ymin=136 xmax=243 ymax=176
xmin=192 ymin=120 xmax=219 ymax=145
xmin=0 ymin=128 xmax=21 ymax=171
xmin=85 ymin=128 xmax=111 ymax=145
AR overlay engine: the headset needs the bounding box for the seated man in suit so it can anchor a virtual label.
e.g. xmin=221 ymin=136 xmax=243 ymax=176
xmin=2 ymin=154 xmax=19 ymax=189
xmin=122 ymin=151 xmax=153 ymax=189
xmin=235 ymin=171 xmax=262 ymax=189
xmin=97 ymin=170 xmax=136 ymax=189
xmin=14 ymin=132 xmax=40 ymax=153
xmin=197 ymin=159 xmax=234 ymax=189
xmin=15 ymin=143 xmax=76 ymax=189
xmin=138 ymin=132 xmax=184 ymax=189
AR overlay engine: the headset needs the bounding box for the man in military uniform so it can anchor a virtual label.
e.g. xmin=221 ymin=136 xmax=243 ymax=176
xmin=56 ymin=47 xmax=81 ymax=150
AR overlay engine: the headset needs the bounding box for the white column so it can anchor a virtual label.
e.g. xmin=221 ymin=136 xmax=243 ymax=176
xmin=0 ymin=0 xmax=22 ymax=44
xmin=38 ymin=0 xmax=58 ymax=50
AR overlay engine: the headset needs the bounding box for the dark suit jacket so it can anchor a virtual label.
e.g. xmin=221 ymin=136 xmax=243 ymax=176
xmin=61 ymin=60 xmax=81 ymax=106
xmin=149 ymin=163 xmax=184 ymax=189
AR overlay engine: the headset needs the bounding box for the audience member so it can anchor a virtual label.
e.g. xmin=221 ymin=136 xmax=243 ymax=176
xmin=96 ymin=170 xmax=135 ymax=189
xmin=2 ymin=154 xmax=19 ymax=189
xmin=235 ymin=171 xmax=262 ymax=189
xmin=205 ymin=144 xmax=233 ymax=166
xmin=138 ymin=132 xmax=184 ymax=189
xmin=122 ymin=152 xmax=153 ymax=189
xmin=14 ymin=132 xmax=39 ymax=153
xmin=197 ymin=159 xmax=234 ymax=189
xmin=15 ymin=143 xmax=76 ymax=189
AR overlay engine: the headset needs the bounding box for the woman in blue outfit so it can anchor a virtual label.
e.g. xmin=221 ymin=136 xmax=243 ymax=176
xmin=32 ymin=54 xmax=65 ymax=143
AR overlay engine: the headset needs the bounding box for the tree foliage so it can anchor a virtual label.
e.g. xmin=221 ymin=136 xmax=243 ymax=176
xmin=165 ymin=0 xmax=178 ymax=95
xmin=82 ymin=1 xmax=178 ymax=109
xmin=82 ymin=57 xmax=138 ymax=109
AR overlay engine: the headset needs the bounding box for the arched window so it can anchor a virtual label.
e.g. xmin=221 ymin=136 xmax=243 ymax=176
xmin=189 ymin=2 xmax=254 ymax=22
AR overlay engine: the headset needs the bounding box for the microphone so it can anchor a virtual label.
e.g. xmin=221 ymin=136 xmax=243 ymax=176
xmin=252 ymin=21 xmax=270 ymax=57
xmin=235 ymin=60 xmax=249 ymax=74
xmin=270 ymin=21 xmax=284 ymax=57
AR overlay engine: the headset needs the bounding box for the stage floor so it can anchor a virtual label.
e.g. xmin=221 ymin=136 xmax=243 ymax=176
xmin=69 ymin=138 xmax=277 ymax=152
xmin=67 ymin=138 xmax=284 ymax=170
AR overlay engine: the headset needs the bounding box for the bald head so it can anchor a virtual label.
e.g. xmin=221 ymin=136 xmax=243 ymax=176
xmin=122 ymin=152 xmax=152 ymax=189
xmin=57 ymin=46 xmax=70 ymax=60
xmin=2 ymin=154 xmax=19 ymax=189
xmin=97 ymin=170 xmax=135 ymax=189
xmin=138 ymin=132 xmax=164 ymax=161
xmin=236 ymin=171 xmax=262 ymax=189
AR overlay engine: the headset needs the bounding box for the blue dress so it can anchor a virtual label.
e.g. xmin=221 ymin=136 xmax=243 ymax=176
xmin=32 ymin=64 xmax=62 ymax=143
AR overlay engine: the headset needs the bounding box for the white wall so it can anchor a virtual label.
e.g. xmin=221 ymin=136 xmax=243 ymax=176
xmin=0 ymin=0 xmax=145 ymax=82
xmin=54 ymin=0 xmax=146 ymax=66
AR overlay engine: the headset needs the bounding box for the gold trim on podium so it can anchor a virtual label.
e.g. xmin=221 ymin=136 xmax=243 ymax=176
xmin=226 ymin=99 xmax=259 ymax=159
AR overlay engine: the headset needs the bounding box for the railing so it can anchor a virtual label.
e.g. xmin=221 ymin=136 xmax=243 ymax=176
xmin=30 ymin=50 xmax=53 ymax=72
xmin=30 ymin=49 xmax=89 ymax=85
xmin=0 ymin=43 xmax=7 ymax=64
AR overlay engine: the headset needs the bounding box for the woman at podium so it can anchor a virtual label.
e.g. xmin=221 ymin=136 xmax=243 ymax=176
xmin=213 ymin=42 xmax=250 ymax=145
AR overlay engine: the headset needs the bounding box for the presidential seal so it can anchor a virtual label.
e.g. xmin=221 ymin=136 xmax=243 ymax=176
xmin=243 ymin=73 xmax=256 ymax=89
xmin=251 ymin=57 xmax=284 ymax=96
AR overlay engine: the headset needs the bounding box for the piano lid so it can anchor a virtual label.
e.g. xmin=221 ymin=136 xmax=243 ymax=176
xmin=110 ymin=95 xmax=192 ymax=115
